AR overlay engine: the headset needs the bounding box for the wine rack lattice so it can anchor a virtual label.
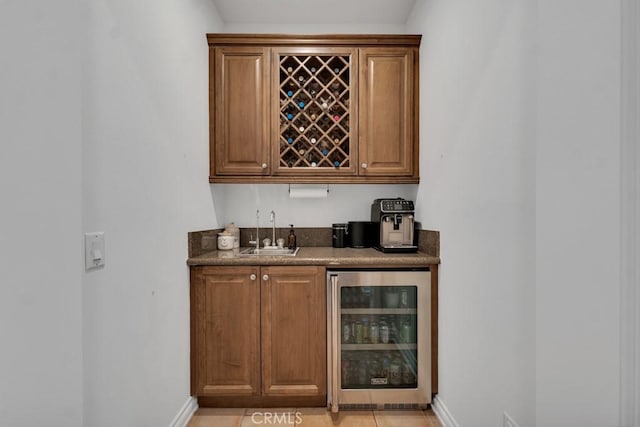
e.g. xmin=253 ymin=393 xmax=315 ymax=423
xmin=278 ymin=55 xmax=351 ymax=169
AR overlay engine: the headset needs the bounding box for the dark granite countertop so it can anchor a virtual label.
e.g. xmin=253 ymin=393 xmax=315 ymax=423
xmin=187 ymin=246 xmax=440 ymax=267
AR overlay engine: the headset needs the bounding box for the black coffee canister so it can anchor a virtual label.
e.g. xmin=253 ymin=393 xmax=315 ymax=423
xmin=348 ymin=221 xmax=374 ymax=248
xmin=332 ymin=223 xmax=348 ymax=248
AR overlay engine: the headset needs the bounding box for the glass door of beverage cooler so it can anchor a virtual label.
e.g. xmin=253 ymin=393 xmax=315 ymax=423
xmin=327 ymin=270 xmax=431 ymax=412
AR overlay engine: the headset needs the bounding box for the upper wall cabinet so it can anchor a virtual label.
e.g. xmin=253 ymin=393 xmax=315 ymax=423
xmin=207 ymin=34 xmax=421 ymax=184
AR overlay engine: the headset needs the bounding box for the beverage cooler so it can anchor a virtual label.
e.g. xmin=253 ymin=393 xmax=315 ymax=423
xmin=327 ymin=270 xmax=431 ymax=412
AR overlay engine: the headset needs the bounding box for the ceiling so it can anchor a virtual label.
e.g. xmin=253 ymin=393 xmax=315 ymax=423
xmin=210 ymin=0 xmax=418 ymax=25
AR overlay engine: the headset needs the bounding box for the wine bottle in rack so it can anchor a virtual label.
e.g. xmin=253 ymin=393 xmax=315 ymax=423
xmin=309 ymin=109 xmax=318 ymax=121
xmin=283 ymin=104 xmax=296 ymax=121
xmin=330 ymin=81 xmax=341 ymax=95
xmin=308 ymin=81 xmax=320 ymax=98
xmin=286 ymin=66 xmax=293 ymax=75
xmin=295 ymin=117 xmax=308 ymax=133
xmin=308 ymin=126 xmax=320 ymax=144
xmin=285 ymin=152 xmax=296 ymax=168
xmin=283 ymin=127 xmax=295 ymax=145
xmin=309 ymin=153 xmax=318 ymax=167
xmin=331 ymin=130 xmax=342 ymax=144
xmin=327 ymin=104 xmax=334 ymax=118
xmin=310 ymin=66 xmax=317 ymax=74
xmin=318 ymin=139 xmax=330 ymax=156
xmin=295 ymin=93 xmax=307 ymax=109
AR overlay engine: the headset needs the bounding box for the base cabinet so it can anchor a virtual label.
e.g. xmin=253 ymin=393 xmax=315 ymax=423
xmin=190 ymin=266 xmax=260 ymax=396
xmin=191 ymin=265 xmax=326 ymax=405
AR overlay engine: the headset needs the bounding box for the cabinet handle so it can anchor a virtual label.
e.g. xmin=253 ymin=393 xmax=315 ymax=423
xmin=262 ymin=274 xmax=269 ymax=281
xmin=261 ymin=163 xmax=268 ymax=169
xmin=250 ymin=274 xmax=256 ymax=281
xmin=361 ymin=162 xmax=368 ymax=169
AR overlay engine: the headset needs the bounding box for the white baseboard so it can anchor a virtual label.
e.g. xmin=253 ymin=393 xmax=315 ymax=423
xmin=432 ymin=395 xmax=459 ymax=427
xmin=169 ymin=396 xmax=198 ymax=427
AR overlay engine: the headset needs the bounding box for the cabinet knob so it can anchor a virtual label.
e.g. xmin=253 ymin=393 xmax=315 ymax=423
xmin=261 ymin=163 xmax=268 ymax=169
xmin=262 ymin=274 xmax=269 ymax=281
xmin=361 ymin=162 xmax=368 ymax=169
xmin=250 ymin=274 xmax=256 ymax=281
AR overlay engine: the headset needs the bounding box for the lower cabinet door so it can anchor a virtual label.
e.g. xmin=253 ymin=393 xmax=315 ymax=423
xmin=261 ymin=266 xmax=327 ymax=396
xmin=191 ymin=266 xmax=261 ymax=396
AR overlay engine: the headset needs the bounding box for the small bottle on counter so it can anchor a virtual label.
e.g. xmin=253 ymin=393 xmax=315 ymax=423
xmin=287 ymin=224 xmax=297 ymax=250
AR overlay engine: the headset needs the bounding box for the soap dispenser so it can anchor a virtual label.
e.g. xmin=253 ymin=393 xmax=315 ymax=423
xmin=287 ymin=224 xmax=297 ymax=250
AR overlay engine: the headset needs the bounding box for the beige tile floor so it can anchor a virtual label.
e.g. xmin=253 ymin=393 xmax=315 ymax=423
xmin=187 ymin=407 xmax=442 ymax=427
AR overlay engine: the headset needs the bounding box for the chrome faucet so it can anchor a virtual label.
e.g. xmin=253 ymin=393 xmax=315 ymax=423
xmin=270 ymin=210 xmax=276 ymax=246
xmin=248 ymin=209 xmax=260 ymax=250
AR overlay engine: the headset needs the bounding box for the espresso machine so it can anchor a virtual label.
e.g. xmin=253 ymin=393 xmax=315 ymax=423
xmin=371 ymin=198 xmax=418 ymax=253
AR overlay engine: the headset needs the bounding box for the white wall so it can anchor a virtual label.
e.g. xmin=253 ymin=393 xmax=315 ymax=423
xmin=223 ymin=23 xmax=406 ymax=34
xmin=0 ymin=1 xmax=84 ymax=426
xmin=1 ymin=3 xmax=625 ymax=426
xmin=536 ymin=1 xmax=621 ymax=426
xmin=407 ymin=1 xmax=536 ymax=426
xmin=213 ymin=184 xmax=417 ymax=227
xmin=214 ymin=22 xmax=414 ymax=227
xmin=82 ymin=1 xmax=222 ymax=425
xmin=411 ymin=0 xmax=623 ymax=426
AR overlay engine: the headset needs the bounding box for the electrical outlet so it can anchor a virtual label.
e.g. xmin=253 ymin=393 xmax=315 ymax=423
xmin=503 ymin=412 xmax=519 ymax=427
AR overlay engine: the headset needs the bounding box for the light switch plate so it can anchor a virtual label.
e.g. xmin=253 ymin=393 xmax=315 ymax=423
xmin=85 ymin=232 xmax=105 ymax=270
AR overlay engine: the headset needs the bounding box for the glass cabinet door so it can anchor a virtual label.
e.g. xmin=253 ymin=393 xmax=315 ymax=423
xmin=339 ymin=285 xmax=419 ymax=389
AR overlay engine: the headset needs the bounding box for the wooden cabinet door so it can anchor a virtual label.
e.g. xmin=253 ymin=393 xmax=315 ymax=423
xmin=191 ymin=266 xmax=260 ymax=396
xmin=261 ymin=266 xmax=326 ymax=397
xmin=359 ymin=48 xmax=416 ymax=177
xmin=212 ymin=47 xmax=270 ymax=176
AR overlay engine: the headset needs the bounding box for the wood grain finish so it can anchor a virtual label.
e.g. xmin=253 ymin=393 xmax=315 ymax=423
xmin=191 ymin=266 xmax=260 ymax=396
xmin=213 ymin=47 xmax=270 ymax=176
xmin=207 ymin=34 xmax=421 ymax=184
xmin=261 ymin=266 xmax=326 ymax=397
xmin=191 ymin=262 xmax=437 ymax=406
xmin=359 ymin=48 xmax=415 ymax=177
xmin=191 ymin=265 xmax=327 ymax=406
xmin=207 ymin=34 xmax=421 ymax=47
xmin=209 ymin=175 xmax=419 ymax=184
xmin=270 ymin=47 xmax=359 ymax=176
xmin=196 ymin=395 xmax=326 ymax=408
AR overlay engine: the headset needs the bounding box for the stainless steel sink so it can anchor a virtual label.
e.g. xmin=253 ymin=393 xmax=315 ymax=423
xmin=238 ymin=247 xmax=300 ymax=256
